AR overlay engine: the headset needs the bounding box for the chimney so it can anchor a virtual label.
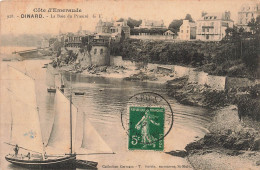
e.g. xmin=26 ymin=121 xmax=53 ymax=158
xmin=225 ymin=11 xmax=231 ymax=20
xmin=202 ymin=11 xmax=207 ymax=17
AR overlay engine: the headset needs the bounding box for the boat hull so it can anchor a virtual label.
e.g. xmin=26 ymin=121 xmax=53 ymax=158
xmin=47 ymin=88 xmax=56 ymax=93
xmin=74 ymin=92 xmax=85 ymax=95
xmin=5 ymin=154 xmax=76 ymax=169
xmin=75 ymin=159 xmax=98 ymax=169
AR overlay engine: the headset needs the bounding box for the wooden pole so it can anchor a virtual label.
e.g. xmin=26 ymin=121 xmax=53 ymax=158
xmin=70 ymin=73 xmax=72 ymax=154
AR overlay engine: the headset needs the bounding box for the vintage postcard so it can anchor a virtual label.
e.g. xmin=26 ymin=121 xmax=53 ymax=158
xmin=0 ymin=0 xmax=259 ymax=169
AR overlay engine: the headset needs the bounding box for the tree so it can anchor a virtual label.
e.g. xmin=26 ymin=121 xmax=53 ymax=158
xmin=168 ymin=14 xmax=194 ymax=34
xmin=168 ymin=19 xmax=183 ymax=33
xmin=117 ymin=18 xmax=124 ymax=22
xmin=127 ymin=18 xmax=142 ymax=28
xmin=120 ymin=30 xmax=125 ymax=42
xmin=184 ymin=14 xmax=194 ymax=22
xmin=248 ymin=16 xmax=260 ymax=35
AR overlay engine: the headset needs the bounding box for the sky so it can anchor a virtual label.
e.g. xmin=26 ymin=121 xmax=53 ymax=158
xmin=0 ymin=0 xmax=258 ymax=35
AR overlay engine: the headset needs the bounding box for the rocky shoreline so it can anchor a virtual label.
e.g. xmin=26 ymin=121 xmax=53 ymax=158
xmin=166 ymin=76 xmax=260 ymax=169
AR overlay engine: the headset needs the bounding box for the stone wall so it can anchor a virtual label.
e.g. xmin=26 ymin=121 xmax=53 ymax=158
xmin=110 ymin=56 xmax=135 ymax=67
xmin=207 ymin=75 xmax=226 ymax=91
xmin=111 ymin=56 xmax=259 ymax=91
xmin=188 ymin=70 xmax=208 ymax=85
xmin=225 ymin=77 xmax=259 ymax=90
xmin=173 ymin=65 xmax=191 ymax=78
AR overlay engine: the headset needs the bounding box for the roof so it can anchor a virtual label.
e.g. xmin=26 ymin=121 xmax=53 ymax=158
xmin=198 ymin=12 xmax=233 ymax=22
xmin=164 ymin=30 xmax=174 ymax=34
xmin=141 ymin=19 xmax=165 ymax=27
xmin=96 ymin=20 xmax=113 ymax=27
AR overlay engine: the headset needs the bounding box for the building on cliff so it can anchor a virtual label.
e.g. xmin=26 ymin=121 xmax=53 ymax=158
xmin=135 ymin=19 xmax=166 ymax=29
xmin=178 ymin=20 xmax=196 ymax=40
xmin=237 ymin=2 xmax=260 ymax=32
xmin=95 ymin=19 xmax=130 ymax=39
xmin=64 ymin=33 xmax=83 ymax=48
xmin=196 ymin=11 xmax=234 ymax=41
xmin=75 ymin=33 xmax=111 ymax=66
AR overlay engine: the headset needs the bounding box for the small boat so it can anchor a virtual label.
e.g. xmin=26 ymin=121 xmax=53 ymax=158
xmin=2 ymin=58 xmax=11 ymax=61
xmin=5 ymin=153 xmax=76 ymax=169
xmin=4 ymin=66 xmax=76 ymax=168
xmin=75 ymin=159 xmax=98 ymax=169
xmin=47 ymin=87 xmax=56 ymax=93
xmin=74 ymin=92 xmax=85 ymax=95
xmin=99 ymin=88 xmax=104 ymax=91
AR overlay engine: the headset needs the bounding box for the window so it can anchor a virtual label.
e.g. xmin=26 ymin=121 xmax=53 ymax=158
xmin=187 ymin=26 xmax=189 ymax=28
xmin=181 ymin=30 xmax=183 ymax=33
xmin=211 ymin=22 xmax=214 ymax=26
xmin=187 ymin=30 xmax=189 ymax=33
xmin=94 ymin=48 xmax=97 ymax=54
xmin=100 ymin=49 xmax=103 ymax=55
xmin=207 ymin=28 xmax=209 ymax=32
xmin=206 ymin=35 xmax=209 ymax=39
xmin=214 ymin=16 xmax=216 ymax=19
xmin=202 ymin=28 xmax=205 ymax=32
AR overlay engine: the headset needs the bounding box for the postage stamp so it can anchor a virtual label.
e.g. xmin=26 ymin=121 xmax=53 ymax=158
xmin=121 ymin=92 xmax=174 ymax=151
xmin=128 ymin=106 xmax=165 ymax=151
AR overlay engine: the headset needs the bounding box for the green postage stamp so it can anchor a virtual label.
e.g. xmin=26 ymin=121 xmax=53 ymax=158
xmin=128 ymin=106 xmax=165 ymax=151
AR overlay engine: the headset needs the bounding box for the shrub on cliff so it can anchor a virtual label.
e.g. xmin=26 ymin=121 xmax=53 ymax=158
xmin=110 ymin=39 xmax=258 ymax=78
xmin=237 ymin=85 xmax=260 ymax=121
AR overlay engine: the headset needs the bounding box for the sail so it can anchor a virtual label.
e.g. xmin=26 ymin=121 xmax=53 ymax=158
xmin=8 ymin=66 xmax=44 ymax=154
xmin=81 ymin=113 xmax=113 ymax=153
xmin=55 ymin=74 xmax=61 ymax=88
xmin=46 ymin=66 xmax=55 ymax=87
xmin=47 ymin=90 xmax=78 ymax=153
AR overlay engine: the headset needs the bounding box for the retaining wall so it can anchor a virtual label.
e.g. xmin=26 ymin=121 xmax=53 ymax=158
xmin=226 ymin=77 xmax=259 ymax=89
xmin=207 ymin=75 xmax=226 ymax=91
xmin=188 ymin=70 xmax=208 ymax=85
xmin=173 ymin=65 xmax=191 ymax=78
xmin=110 ymin=56 xmax=259 ymax=91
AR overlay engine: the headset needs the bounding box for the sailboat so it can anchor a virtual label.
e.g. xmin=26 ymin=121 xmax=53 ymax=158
xmin=5 ymin=66 xmax=113 ymax=169
xmin=46 ymin=66 xmax=57 ymax=93
xmin=46 ymin=66 xmax=65 ymax=93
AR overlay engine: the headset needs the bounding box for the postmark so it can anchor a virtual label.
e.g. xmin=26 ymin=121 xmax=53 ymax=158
xmin=121 ymin=92 xmax=174 ymax=151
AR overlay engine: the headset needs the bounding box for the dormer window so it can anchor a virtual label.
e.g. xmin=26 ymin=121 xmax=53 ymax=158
xmin=214 ymin=16 xmax=216 ymax=19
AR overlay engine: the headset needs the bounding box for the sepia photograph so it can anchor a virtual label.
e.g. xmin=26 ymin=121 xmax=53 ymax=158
xmin=0 ymin=0 xmax=259 ymax=169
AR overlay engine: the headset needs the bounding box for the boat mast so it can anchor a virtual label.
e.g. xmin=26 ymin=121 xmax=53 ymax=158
xmin=70 ymin=73 xmax=73 ymax=154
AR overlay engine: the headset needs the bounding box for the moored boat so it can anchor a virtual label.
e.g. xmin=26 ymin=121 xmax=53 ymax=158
xmin=74 ymin=92 xmax=85 ymax=95
xmin=5 ymin=154 xmax=76 ymax=169
xmin=5 ymin=66 xmax=113 ymax=169
xmin=47 ymin=87 xmax=56 ymax=93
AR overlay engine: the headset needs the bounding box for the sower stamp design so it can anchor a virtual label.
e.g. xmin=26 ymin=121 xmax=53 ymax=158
xmin=128 ymin=107 xmax=165 ymax=151
xmin=121 ymin=92 xmax=174 ymax=152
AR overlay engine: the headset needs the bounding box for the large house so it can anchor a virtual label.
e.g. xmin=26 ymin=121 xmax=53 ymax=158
xmin=178 ymin=20 xmax=196 ymax=40
xmin=237 ymin=2 xmax=260 ymax=32
xmin=95 ymin=20 xmax=130 ymax=39
xmin=135 ymin=19 xmax=166 ymax=29
xmin=95 ymin=20 xmax=114 ymax=34
xmin=110 ymin=21 xmax=130 ymax=38
xmin=196 ymin=11 xmax=234 ymax=41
